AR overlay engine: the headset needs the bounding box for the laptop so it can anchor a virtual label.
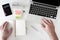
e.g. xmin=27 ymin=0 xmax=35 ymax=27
xmin=29 ymin=0 xmax=60 ymax=19
xmin=27 ymin=0 xmax=60 ymax=32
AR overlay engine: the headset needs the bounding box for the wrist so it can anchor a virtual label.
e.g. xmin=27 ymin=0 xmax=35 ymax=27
xmin=48 ymin=30 xmax=55 ymax=36
xmin=48 ymin=31 xmax=58 ymax=40
xmin=3 ymin=39 xmax=7 ymax=40
xmin=2 ymin=37 xmax=7 ymax=40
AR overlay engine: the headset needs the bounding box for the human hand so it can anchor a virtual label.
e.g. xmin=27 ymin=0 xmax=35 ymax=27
xmin=0 ymin=22 xmax=13 ymax=40
xmin=41 ymin=18 xmax=55 ymax=34
xmin=41 ymin=18 xmax=58 ymax=40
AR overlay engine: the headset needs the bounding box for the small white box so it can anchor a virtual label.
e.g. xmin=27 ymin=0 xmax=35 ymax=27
xmin=16 ymin=19 xmax=26 ymax=36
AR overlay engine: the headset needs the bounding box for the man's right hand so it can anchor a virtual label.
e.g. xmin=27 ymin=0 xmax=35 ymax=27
xmin=41 ymin=18 xmax=58 ymax=40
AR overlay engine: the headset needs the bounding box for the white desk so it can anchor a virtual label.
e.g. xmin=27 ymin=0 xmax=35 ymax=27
xmin=0 ymin=0 xmax=60 ymax=40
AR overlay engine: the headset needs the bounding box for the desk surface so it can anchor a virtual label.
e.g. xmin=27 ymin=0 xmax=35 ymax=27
xmin=0 ymin=0 xmax=60 ymax=40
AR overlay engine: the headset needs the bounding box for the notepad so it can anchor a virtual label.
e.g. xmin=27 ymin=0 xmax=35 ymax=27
xmin=16 ymin=19 xmax=26 ymax=36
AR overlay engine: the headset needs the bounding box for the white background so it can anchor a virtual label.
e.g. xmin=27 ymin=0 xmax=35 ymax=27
xmin=0 ymin=0 xmax=60 ymax=40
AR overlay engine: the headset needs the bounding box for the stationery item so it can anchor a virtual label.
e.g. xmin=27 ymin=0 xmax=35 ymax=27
xmin=12 ymin=8 xmax=24 ymax=19
xmin=15 ymin=10 xmax=23 ymax=19
xmin=2 ymin=3 xmax=12 ymax=16
xmin=16 ymin=19 xmax=26 ymax=36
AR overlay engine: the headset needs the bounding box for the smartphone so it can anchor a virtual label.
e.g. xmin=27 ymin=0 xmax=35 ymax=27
xmin=2 ymin=3 xmax=12 ymax=16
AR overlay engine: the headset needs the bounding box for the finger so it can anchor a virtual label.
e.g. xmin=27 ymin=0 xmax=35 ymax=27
xmin=49 ymin=19 xmax=53 ymax=24
xmin=43 ymin=18 xmax=51 ymax=23
xmin=8 ymin=28 xmax=13 ymax=35
xmin=0 ymin=22 xmax=7 ymax=30
xmin=41 ymin=19 xmax=46 ymax=25
xmin=41 ymin=23 xmax=45 ymax=30
xmin=42 ymin=18 xmax=50 ymax=25
xmin=4 ymin=27 xmax=13 ymax=38
xmin=1 ymin=21 xmax=7 ymax=29
xmin=3 ymin=22 xmax=9 ymax=30
xmin=41 ymin=23 xmax=45 ymax=28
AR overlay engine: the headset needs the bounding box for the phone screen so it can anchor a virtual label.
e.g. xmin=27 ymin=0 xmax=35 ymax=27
xmin=2 ymin=3 xmax=12 ymax=16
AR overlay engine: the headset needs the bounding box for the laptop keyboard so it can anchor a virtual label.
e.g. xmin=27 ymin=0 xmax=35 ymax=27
xmin=29 ymin=4 xmax=57 ymax=19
